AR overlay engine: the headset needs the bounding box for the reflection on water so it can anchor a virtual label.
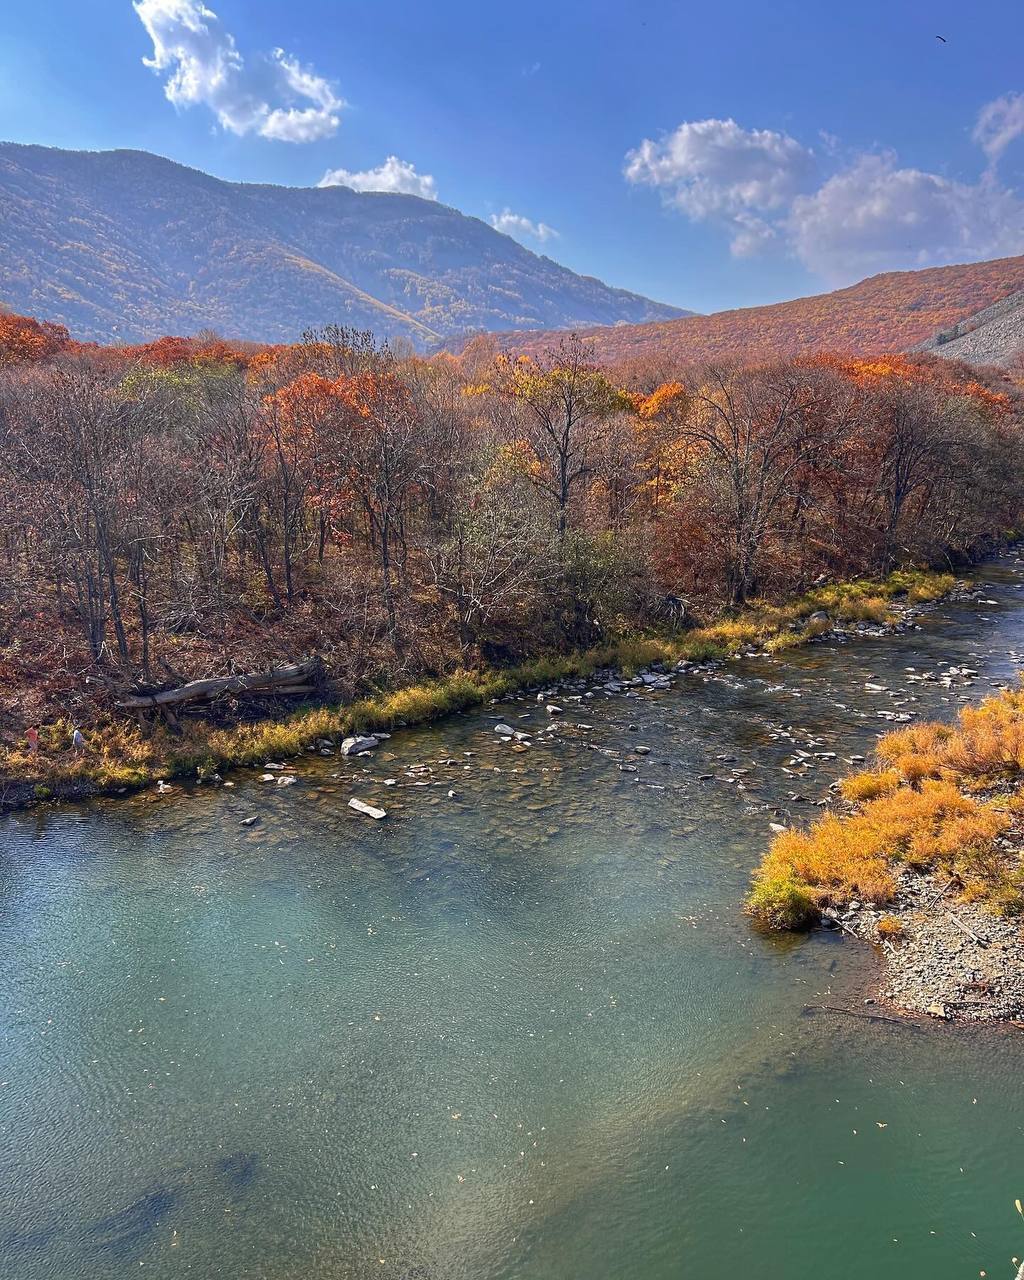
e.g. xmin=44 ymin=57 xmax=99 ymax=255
xmin=3 ymin=562 xmax=1024 ymax=1279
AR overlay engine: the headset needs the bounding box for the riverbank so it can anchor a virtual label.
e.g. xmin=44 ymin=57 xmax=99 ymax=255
xmin=749 ymin=668 xmax=1024 ymax=1022
xmin=831 ymin=868 xmax=1024 ymax=1022
xmin=0 ymin=568 xmax=955 ymax=812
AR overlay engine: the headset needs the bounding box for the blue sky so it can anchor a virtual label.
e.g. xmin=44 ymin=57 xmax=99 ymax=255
xmin=2 ymin=0 xmax=1024 ymax=313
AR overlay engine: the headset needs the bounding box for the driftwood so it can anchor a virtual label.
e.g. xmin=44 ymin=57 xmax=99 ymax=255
xmin=923 ymin=875 xmax=959 ymax=909
xmin=117 ymin=658 xmax=323 ymax=722
xmin=805 ymin=1004 xmax=920 ymax=1028
xmin=945 ymin=910 xmax=988 ymax=948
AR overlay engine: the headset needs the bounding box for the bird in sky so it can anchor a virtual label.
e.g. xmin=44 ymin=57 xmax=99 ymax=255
xmin=935 ymin=34 xmax=947 ymax=42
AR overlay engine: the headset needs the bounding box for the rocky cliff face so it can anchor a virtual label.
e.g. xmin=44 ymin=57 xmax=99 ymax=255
xmin=916 ymin=289 xmax=1024 ymax=367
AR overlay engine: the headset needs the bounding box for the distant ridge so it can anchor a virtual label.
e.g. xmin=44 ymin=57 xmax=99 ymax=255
xmin=0 ymin=143 xmax=688 ymax=346
xmin=490 ymin=256 xmax=1024 ymax=368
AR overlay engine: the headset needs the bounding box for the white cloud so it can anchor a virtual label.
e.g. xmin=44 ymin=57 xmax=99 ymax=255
xmin=319 ymin=155 xmax=438 ymax=200
xmin=973 ymin=92 xmax=1024 ymax=163
xmin=788 ymin=154 xmax=1024 ymax=281
xmin=625 ymin=106 xmax=1024 ymax=282
xmin=133 ymin=0 xmax=342 ymax=143
xmin=728 ymin=212 xmax=778 ymax=258
xmin=624 ymin=118 xmax=817 ymax=253
xmin=488 ymin=209 xmax=559 ymax=243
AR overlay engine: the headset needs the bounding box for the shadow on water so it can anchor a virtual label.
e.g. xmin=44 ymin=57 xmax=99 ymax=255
xmin=4 ymin=1151 xmax=262 ymax=1269
xmin=214 ymin=1150 xmax=261 ymax=1192
xmin=82 ymin=1184 xmax=184 ymax=1260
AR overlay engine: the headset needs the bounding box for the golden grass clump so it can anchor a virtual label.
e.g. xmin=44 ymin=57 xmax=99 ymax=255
xmin=873 ymin=690 xmax=1024 ymax=784
xmin=750 ymin=685 xmax=1024 ymax=929
xmin=749 ymin=779 xmax=1010 ymax=927
xmin=840 ymin=769 xmax=902 ymax=802
xmin=870 ymin=916 xmax=906 ymax=947
xmin=875 ymin=914 xmax=904 ymax=940
xmin=840 ymin=596 xmax=891 ymax=623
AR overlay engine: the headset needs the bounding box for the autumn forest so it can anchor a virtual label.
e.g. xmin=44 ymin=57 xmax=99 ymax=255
xmin=0 ymin=306 xmax=1022 ymax=790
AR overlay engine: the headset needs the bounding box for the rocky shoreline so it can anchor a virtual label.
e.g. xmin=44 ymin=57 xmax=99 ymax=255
xmin=827 ymin=871 xmax=1024 ymax=1024
xmin=0 ymin=569 xmax=958 ymax=814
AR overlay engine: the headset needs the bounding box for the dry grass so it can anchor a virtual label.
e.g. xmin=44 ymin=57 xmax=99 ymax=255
xmin=875 ymin=691 xmax=1024 ymax=784
xmin=839 ymin=769 xmax=902 ymax=802
xmin=749 ymin=685 xmax=1024 ymax=929
xmin=876 ymin=914 xmax=904 ymax=940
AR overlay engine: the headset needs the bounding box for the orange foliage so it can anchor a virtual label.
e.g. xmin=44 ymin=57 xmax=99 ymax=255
xmin=807 ymin=351 xmax=1012 ymax=414
xmin=0 ymin=312 xmax=73 ymax=364
xmin=637 ymin=380 xmax=686 ymax=420
xmin=115 ymin=334 xmax=259 ymax=369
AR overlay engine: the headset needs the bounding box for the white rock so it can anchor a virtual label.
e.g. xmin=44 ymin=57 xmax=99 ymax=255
xmin=348 ymin=798 xmax=387 ymax=820
xmin=340 ymin=735 xmax=380 ymax=756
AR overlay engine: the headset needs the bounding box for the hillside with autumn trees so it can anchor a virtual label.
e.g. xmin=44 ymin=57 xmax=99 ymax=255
xmin=2 ymin=300 xmax=1023 ymax=796
xmin=0 ymin=143 xmax=686 ymax=347
xmin=494 ymin=255 xmax=1024 ymax=372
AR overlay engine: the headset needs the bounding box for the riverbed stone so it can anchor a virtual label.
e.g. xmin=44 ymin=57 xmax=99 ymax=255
xmin=348 ymin=797 xmax=387 ymax=820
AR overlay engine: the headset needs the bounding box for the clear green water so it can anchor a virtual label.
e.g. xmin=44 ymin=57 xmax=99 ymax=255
xmin=4 ymin=565 xmax=1024 ymax=1280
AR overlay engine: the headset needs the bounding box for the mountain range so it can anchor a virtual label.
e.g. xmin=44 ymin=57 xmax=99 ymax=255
xmin=4 ymin=141 xmax=1024 ymax=371
xmin=0 ymin=143 xmax=687 ymax=346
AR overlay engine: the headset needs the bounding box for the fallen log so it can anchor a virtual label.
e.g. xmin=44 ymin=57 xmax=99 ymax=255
xmin=117 ymin=659 xmax=323 ymax=712
xmin=923 ymin=875 xmax=959 ymax=910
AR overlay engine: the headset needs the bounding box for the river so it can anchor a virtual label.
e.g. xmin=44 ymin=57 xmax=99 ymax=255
xmin=3 ymin=560 xmax=1024 ymax=1279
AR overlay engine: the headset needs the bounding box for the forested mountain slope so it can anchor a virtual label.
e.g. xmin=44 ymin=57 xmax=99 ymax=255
xmin=0 ymin=143 xmax=686 ymax=345
xmin=490 ymin=256 xmax=1024 ymax=368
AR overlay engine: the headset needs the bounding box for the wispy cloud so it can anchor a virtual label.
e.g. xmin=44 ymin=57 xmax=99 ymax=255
xmin=319 ymin=155 xmax=438 ymax=200
xmin=973 ymin=92 xmax=1024 ymax=164
xmin=133 ymin=0 xmax=343 ymax=143
xmin=788 ymin=154 xmax=1024 ymax=281
xmin=489 ymin=208 xmax=559 ymax=244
